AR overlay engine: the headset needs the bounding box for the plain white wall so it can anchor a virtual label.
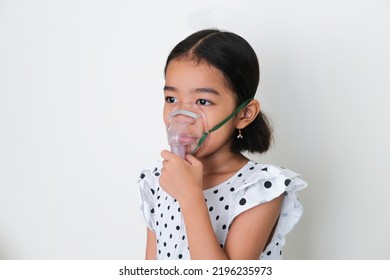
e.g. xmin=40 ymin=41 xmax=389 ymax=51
xmin=0 ymin=0 xmax=389 ymax=259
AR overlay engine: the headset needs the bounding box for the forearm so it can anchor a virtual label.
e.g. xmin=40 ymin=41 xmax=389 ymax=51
xmin=180 ymin=192 xmax=229 ymax=260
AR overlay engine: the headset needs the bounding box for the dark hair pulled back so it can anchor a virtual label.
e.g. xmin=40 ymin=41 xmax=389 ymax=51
xmin=164 ymin=29 xmax=272 ymax=154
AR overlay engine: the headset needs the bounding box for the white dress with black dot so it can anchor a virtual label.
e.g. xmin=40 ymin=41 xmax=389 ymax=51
xmin=138 ymin=160 xmax=307 ymax=260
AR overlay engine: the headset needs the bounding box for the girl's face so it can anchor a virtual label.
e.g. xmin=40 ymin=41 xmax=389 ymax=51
xmin=163 ymin=59 xmax=239 ymax=158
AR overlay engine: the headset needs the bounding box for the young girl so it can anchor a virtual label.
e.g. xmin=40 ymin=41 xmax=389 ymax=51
xmin=138 ymin=29 xmax=307 ymax=260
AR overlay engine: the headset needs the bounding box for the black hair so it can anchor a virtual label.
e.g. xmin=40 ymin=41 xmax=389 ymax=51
xmin=164 ymin=29 xmax=272 ymax=154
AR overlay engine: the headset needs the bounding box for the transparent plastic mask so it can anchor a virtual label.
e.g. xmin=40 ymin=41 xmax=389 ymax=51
xmin=166 ymin=103 xmax=208 ymax=158
xmin=166 ymin=98 xmax=253 ymax=158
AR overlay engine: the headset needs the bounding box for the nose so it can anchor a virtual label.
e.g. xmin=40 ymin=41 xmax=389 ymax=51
xmin=169 ymin=102 xmax=202 ymax=120
xmin=170 ymin=109 xmax=199 ymax=120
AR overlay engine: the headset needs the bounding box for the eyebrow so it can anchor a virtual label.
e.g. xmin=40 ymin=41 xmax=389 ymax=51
xmin=194 ymin=87 xmax=220 ymax=95
xmin=163 ymin=85 xmax=220 ymax=95
xmin=163 ymin=85 xmax=176 ymax=92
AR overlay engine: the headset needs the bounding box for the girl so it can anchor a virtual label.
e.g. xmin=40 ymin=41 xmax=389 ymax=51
xmin=138 ymin=29 xmax=307 ymax=260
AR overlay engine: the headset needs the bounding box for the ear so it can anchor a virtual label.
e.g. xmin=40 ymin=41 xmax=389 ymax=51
xmin=236 ymin=99 xmax=260 ymax=129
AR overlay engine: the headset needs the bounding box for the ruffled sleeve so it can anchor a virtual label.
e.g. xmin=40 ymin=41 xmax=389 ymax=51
xmin=137 ymin=161 xmax=162 ymax=232
xmin=228 ymin=164 xmax=308 ymax=259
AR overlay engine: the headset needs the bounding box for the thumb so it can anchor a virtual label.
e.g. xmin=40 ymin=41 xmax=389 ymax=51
xmin=185 ymin=154 xmax=201 ymax=166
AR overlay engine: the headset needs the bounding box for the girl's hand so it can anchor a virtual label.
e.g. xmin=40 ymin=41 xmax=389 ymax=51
xmin=159 ymin=150 xmax=203 ymax=203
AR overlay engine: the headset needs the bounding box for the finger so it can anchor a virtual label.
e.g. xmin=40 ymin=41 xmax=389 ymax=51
xmin=185 ymin=154 xmax=201 ymax=167
xmin=161 ymin=149 xmax=172 ymax=160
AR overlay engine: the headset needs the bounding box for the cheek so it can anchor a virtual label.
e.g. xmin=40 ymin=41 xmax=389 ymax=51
xmin=163 ymin=116 xmax=168 ymax=127
xmin=206 ymin=119 xmax=236 ymax=144
xmin=162 ymin=107 xmax=170 ymax=127
xmin=204 ymin=105 xmax=236 ymax=130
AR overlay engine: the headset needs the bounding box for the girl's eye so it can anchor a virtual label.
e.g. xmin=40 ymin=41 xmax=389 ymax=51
xmin=165 ymin=96 xmax=177 ymax=103
xmin=196 ymin=99 xmax=212 ymax=106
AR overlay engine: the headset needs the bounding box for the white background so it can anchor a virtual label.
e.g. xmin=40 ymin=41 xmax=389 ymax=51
xmin=0 ymin=0 xmax=389 ymax=259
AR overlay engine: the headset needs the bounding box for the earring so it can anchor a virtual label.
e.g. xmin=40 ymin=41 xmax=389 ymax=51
xmin=237 ymin=129 xmax=243 ymax=139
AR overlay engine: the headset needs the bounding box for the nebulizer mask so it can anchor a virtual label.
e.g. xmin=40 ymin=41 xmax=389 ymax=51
xmin=167 ymin=99 xmax=252 ymax=158
xmin=167 ymin=103 xmax=208 ymax=158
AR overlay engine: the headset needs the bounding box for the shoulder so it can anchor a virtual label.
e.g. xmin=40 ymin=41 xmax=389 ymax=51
xmin=138 ymin=160 xmax=163 ymax=197
xmin=138 ymin=160 xmax=163 ymax=231
xmin=139 ymin=160 xmax=163 ymax=180
xmin=239 ymin=162 xmax=307 ymax=193
xmin=228 ymin=161 xmax=308 ymax=224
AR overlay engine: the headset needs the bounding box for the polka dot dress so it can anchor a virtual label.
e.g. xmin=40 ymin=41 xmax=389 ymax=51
xmin=138 ymin=160 xmax=307 ymax=260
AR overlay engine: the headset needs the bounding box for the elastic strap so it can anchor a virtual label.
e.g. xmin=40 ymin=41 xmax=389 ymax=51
xmin=192 ymin=98 xmax=253 ymax=154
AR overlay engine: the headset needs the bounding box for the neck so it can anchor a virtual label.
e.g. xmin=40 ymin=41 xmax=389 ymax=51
xmin=197 ymin=148 xmax=249 ymax=189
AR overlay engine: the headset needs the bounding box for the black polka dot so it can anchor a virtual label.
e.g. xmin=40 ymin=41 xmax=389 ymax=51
xmin=156 ymin=221 xmax=159 ymax=226
xmin=153 ymin=167 xmax=157 ymax=172
xmin=230 ymin=187 xmax=235 ymax=192
xmin=219 ymin=197 xmax=224 ymax=201
xmin=222 ymin=225 xmax=227 ymax=230
xmin=261 ymin=167 xmax=268 ymax=171
xmin=167 ymin=205 xmax=170 ymax=210
xmin=239 ymin=198 xmax=246 ymax=206
xmin=158 ymin=250 xmax=161 ymax=254
xmin=267 ymin=251 xmax=271 ymax=256
xmin=163 ymin=242 xmax=167 ymax=247
xmin=182 ymin=235 xmax=185 ymax=240
xmin=249 ymin=167 xmax=255 ymax=170
xmin=169 ymin=234 xmax=172 ymax=239
xmin=238 ymin=173 xmax=242 ymax=177
xmin=150 ymin=189 xmax=155 ymax=195
xmin=213 ymin=189 xmax=218 ymax=194
xmin=176 ymin=226 xmax=180 ymax=230
xmin=140 ymin=173 xmax=145 ymax=179
xmin=171 ymin=215 xmax=174 ymax=220
xmin=264 ymin=181 xmax=272 ymax=188
xmin=209 ymin=206 xmax=213 ymax=212
xmin=225 ymin=205 xmax=229 ymax=210
xmin=164 ymin=223 xmax=167 ymax=228
xmin=167 ymin=252 xmax=171 ymax=257
xmin=154 ymin=172 xmax=160 ymax=176
xmin=157 ymin=195 xmax=161 ymax=200
xmin=178 ymin=254 xmax=183 ymax=259
xmin=151 ymin=208 xmax=155 ymax=213
xmin=216 ymin=215 xmax=219 ymax=220
xmin=157 ymin=203 xmax=161 ymax=208
xmin=178 ymin=207 xmax=181 ymax=212
xmin=285 ymin=179 xmax=292 ymax=186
